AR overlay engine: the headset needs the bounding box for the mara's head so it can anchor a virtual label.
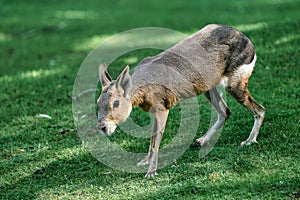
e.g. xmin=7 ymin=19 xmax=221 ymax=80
xmin=97 ymin=64 xmax=132 ymax=135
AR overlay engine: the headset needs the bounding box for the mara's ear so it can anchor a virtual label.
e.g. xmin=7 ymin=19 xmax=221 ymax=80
xmin=99 ymin=64 xmax=112 ymax=88
xmin=116 ymin=65 xmax=132 ymax=97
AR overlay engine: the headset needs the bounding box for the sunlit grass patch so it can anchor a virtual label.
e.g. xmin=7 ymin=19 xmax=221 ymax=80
xmin=235 ymin=22 xmax=268 ymax=32
xmin=0 ymin=32 xmax=11 ymax=42
xmin=274 ymin=33 xmax=300 ymax=45
xmin=73 ymin=35 xmax=111 ymax=51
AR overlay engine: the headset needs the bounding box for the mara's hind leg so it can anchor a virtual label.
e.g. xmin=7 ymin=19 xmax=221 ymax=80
xmin=225 ymin=71 xmax=265 ymax=146
xmin=194 ymin=87 xmax=231 ymax=147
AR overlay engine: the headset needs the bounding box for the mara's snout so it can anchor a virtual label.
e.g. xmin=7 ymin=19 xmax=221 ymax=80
xmin=96 ymin=119 xmax=117 ymax=136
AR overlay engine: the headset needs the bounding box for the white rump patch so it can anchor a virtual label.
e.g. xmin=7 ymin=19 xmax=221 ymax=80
xmin=237 ymin=54 xmax=257 ymax=77
xmin=220 ymin=76 xmax=228 ymax=88
xmin=220 ymin=54 xmax=257 ymax=87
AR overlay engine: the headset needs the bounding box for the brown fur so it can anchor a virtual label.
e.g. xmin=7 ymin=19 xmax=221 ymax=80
xmin=131 ymin=84 xmax=178 ymax=111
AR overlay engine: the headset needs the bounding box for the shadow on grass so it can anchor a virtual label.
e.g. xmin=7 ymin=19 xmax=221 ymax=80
xmin=1 ymin=151 xmax=115 ymax=199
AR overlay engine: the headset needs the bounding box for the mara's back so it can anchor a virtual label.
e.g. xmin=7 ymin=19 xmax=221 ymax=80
xmin=132 ymin=24 xmax=255 ymax=99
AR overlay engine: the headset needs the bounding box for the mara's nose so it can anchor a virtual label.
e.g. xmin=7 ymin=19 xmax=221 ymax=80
xmin=100 ymin=125 xmax=106 ymax=132
xmin=97 ymin=123 xmax=107 ymax=132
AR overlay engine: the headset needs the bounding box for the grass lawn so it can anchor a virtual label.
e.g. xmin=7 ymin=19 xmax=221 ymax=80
xmin=0 ymin=0 xmax=299 ymax=199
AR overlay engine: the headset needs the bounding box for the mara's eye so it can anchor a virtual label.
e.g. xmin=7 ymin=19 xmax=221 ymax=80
xmin=113 ymin=100 xmax=120 ymax=108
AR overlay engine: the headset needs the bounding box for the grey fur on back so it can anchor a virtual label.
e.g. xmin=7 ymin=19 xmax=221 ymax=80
xmin=131 ymin=24 xmax=255 ymax=105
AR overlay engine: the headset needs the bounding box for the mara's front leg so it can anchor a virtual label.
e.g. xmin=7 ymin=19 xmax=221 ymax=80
xmin=142 ymin=106 xmax=169 ymax=178
xmin=136 ymin=134 xmax=155 ymax=167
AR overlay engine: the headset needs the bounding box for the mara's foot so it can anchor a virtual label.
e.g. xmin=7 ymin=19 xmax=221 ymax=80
xmin=240 ymin=139 xmax=258 ymax=146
